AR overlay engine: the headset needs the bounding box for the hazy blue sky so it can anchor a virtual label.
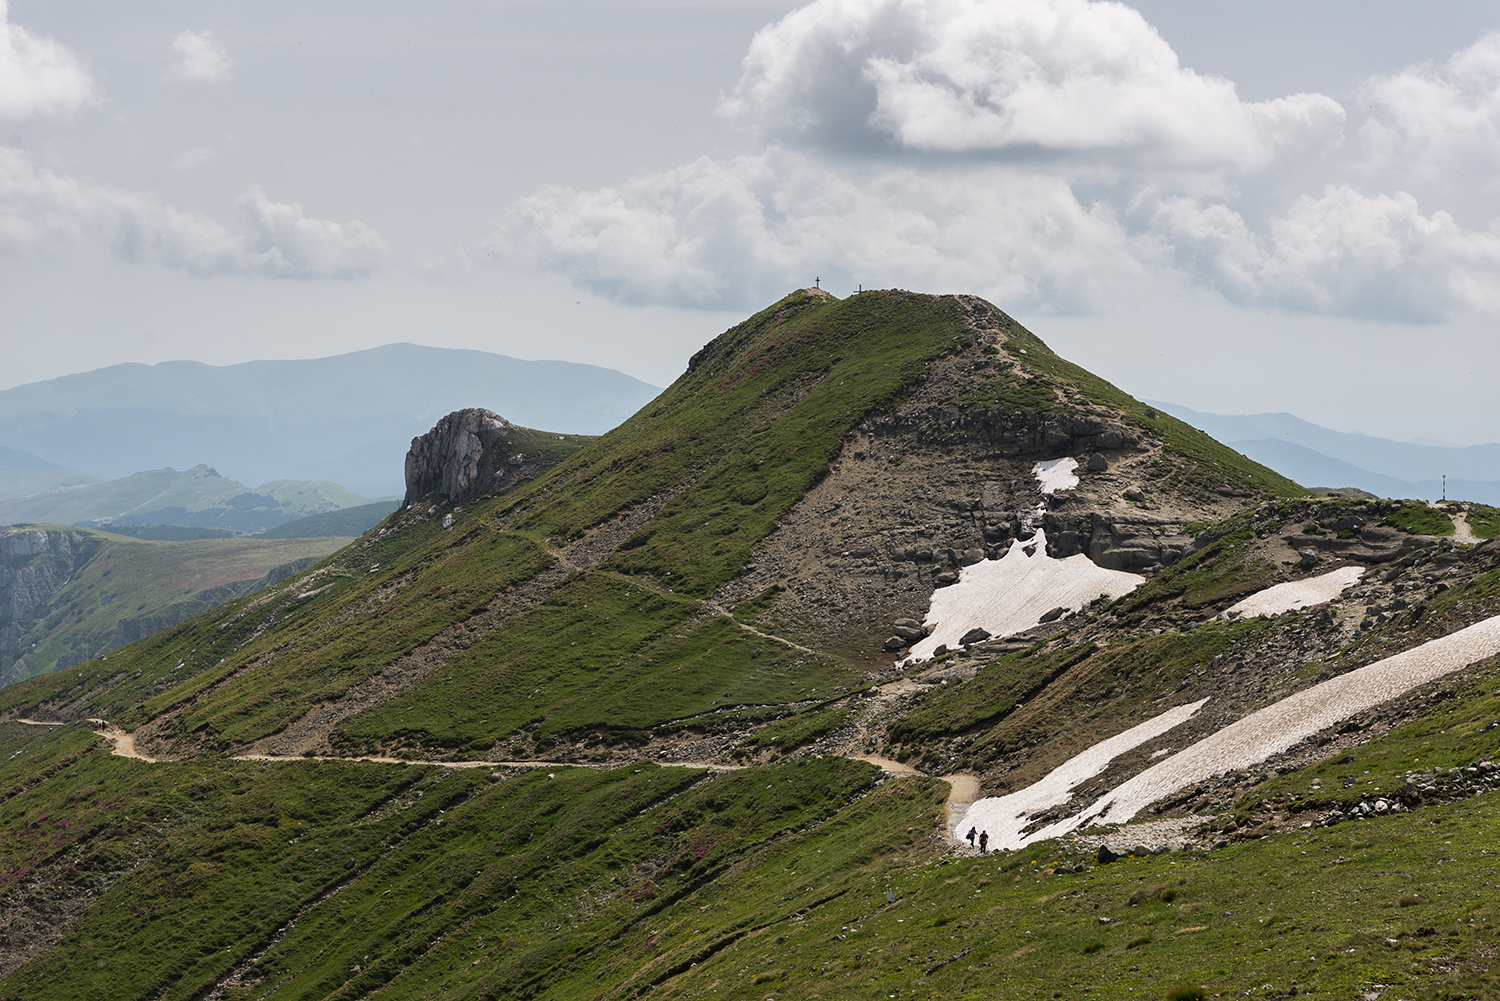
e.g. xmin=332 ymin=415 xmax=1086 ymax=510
xmin=4 ymin=1 xmax=1499 ymax=443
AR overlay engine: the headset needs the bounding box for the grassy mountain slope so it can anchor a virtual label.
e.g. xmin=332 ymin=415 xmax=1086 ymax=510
xmin=2 ymin=290 xmax=1499 ymax=998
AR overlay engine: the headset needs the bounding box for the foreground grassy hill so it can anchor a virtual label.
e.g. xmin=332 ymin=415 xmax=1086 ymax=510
xmin=0 ymin=290 xmax=1496 ymax=999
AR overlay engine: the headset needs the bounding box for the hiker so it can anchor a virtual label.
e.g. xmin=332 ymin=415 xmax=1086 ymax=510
xmin=979 ymin=830 xmax=989 ymax=854
xmin=966 ymin=826 xmax=977 ymax=847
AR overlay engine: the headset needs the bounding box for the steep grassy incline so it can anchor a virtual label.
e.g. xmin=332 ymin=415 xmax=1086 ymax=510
xmin=0 ymin=291 xmax=984 ymax=756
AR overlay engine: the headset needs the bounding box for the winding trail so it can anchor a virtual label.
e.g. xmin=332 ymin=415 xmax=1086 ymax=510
xmin=69 ymin=717 xmax=981 ymax=834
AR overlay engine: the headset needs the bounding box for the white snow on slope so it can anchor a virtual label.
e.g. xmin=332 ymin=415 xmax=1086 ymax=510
xmin=907 ymin=530 xmax=1145 ymax=660
xmin=956 ymin=700 xmax=1208 ymax=851
xmin=961 ymin=611 xmax=1500 ymax=850
xmin=1034 ymin=457 xmax=1079 ymax=494
xmin=1227 ymin=565 xmax=1365 ymax=619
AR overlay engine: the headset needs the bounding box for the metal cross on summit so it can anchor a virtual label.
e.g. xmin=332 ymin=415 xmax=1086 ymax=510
xmin=814 ymin=276 xmax=820 ymax=288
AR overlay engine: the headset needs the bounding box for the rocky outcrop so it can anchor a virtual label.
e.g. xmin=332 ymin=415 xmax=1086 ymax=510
xmin=0 ymin=530 xmax=99 ymax=628
xmin=404 ymin=409 xmax=530 ymax=507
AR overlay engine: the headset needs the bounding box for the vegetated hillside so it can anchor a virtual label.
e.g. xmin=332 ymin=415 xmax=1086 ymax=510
xmin=0 ymin=466 xmax=379 ymax=534
xmin=0 ymin=526 xmax=349 ymax=688
xmin=0 ymin=343 xmax=661 ymax=496
xmin=254 ymin=500 xmax=401 ymax=539
xmin=0 ymin=290 xmax=1497 ymax=1000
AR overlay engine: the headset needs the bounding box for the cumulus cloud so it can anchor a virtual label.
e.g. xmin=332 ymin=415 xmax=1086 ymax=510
xmin=720 ymin=0 xmax=1343 ymax=170
xmin=1362 ymin=32 xmax=1500 ymax=178
xmin=167 ymin=30 xmax=233 ymax=84
xmin=511 ymin=0 xmax=1500 ymax=323
xmin=1145 ymin=185 xmax=1500 ymax=321
xmin=0 ymin=147 xmax=385 ymax=279
xmin=0 ymin=0 xmax=93 ymax=120
xmin=507 ymin=147 xmax=1142 ymax=312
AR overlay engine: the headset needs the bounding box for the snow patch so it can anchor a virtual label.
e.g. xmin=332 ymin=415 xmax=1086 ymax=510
xmin=959 ymin=611 xmax=1500 ymax=849
xmin=1033 ymin=457 xmax=1079 ymax=494
xmin=906 ymin=529 xmax=1144 ymax=660
xmin=957 ymin=700 xmax=1208 ymax=851
xmin=1226 ymin=566 xmax=1364 ymax=619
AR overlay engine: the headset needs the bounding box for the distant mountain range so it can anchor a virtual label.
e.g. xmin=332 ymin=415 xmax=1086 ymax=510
xmin=0 ymin=465 xmax=381 ymax=534
xmin=1149 ymin=402 xmax=1500 ymax=505
xmin=0 ymin=445 xmax=103 ymax=501
xmin=0 ymin=344 xmax=659 ymax=497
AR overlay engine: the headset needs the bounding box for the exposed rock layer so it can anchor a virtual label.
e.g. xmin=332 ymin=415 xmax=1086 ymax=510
xmin=403 ymin=408 xmax=548 ymax=507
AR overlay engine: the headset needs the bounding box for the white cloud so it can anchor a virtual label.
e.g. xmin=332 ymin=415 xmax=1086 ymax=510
xmin=720 ymin=0 xmax=1343 ymax=170
xmin=167 ymin=30 xmax=233 ymax=84
xmin=1146 ymin=185 xmax=1500 ymax=321
xmin=0 ymin=0 xmax=93 ymax=120
xmin=0 ymin=147 xmax=385 ymax=279
xmin=506 ymin=146 xmax=1143 ymax=311
xmin=1362 ymin=32 xmax=1500 ymax=179
xmin=511 ymin=2 xmax=1500 ymax=323
xmin=174 ymin=147 xmax=216 ymax=170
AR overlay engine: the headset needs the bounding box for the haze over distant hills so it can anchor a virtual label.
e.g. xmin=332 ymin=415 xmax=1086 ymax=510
xmin=1151 ymin=402 xmax=1500 ymax=505
xmin=0 ymin=446 xmax=103 ymax=501
xmin=0 ymin=344 xmax=660 ymax=497
xmin=0 ymin=466 xmax=379 ymax=535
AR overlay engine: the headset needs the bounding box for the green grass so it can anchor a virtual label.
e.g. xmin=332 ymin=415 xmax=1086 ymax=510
xmin=1384 ymin=501 xmax=1455 ymax=537
xmin=1112 ymin=518 xmax=1276 ymax=615
xmin=1463 ymin=503 xmax=1500 ymax=540
xmin=331 ymin=572 xmax=855 ymax=755
xmin=3 ymin=717 xmax=1499 ymax=1000
xmin=747 ymin=704 xmax=855 ymax=755
xmin=889 ymin=643 xmax=1097 ymax=744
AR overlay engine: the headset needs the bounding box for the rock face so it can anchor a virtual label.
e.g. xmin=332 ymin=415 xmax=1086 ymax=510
xmin=403 ymin=409 xmax=519 ymax=507
xmin=1 ymin=530 xmax=98 ymax=637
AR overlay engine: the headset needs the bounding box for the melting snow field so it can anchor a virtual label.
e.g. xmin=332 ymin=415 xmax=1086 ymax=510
xmin=904 ymin=457 xmax=1142 ymax=661
xmin=960 ymin=611 xmax=1500 ymax=850
xmin=954 ymin=700 xmax=1207 ymax=851
xmin=906 ymin=531 xmax=1144 ymax=661
xmin=1227 ymin=565 xmax=1365 ymax=618
xmin=1033 ymin=457 xmax=1079 ymax=494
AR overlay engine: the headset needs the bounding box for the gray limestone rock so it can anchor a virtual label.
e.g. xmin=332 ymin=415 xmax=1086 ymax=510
xmin=404 ymin=408 xmax=531 ymax=507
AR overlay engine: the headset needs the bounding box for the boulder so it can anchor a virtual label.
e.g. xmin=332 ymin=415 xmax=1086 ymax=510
xmin=1038 ymin=606 xmax=1067 ymax=623
xmin=959 ymin=627 xmax=991 ymax=646
xmin=892 ymin=619 xmax=927 ymax=642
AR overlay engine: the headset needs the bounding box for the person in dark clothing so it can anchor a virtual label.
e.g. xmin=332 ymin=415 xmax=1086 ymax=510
xmin=966 ymin=826 xmax=977 ymax=847
xmin=979 ymin=830 xmax=989 ymax=854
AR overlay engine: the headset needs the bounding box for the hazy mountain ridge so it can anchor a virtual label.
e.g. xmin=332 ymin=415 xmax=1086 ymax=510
xmin=0 ymin=465 xmax=382 ymax=535
xmin=0 ymin=292 xmax=1496 ymax=998
xmin=0 ymin=344 xmax=660 ymax=496
xmin=1153 ymin=401 xmax=1500 ymax=503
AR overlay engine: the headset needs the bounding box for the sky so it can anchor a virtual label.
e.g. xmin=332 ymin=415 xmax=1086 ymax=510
xmin=3 ymin=0 xmax=1499 ymax=445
